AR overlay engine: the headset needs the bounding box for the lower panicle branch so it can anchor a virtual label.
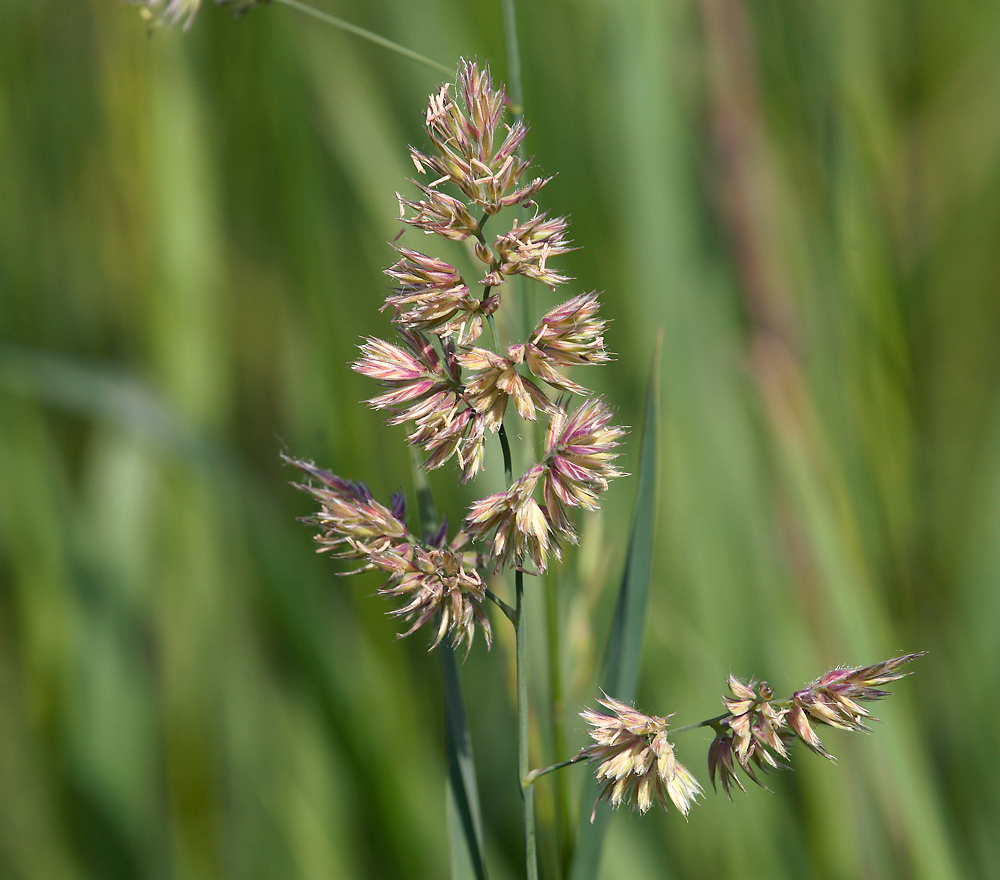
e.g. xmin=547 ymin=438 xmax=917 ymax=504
xmin=575 ymin=653 xmax=923 ymax=816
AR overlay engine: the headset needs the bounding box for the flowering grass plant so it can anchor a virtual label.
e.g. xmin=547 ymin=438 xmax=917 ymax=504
xmin=131 ymin=3 xmax=924 ymax=877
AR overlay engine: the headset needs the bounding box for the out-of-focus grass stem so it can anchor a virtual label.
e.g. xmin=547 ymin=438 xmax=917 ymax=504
xmin=546 ymin=571 xmax=571 ymax=869
xmin=273 ymin=0 xmax=452 ymax=75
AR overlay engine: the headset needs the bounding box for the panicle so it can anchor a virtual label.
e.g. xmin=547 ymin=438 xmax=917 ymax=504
xmin=581 ymin=694 xmax=702 ymax=819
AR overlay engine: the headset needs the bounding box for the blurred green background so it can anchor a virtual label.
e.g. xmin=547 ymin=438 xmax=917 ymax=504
xmin=2 ymin=0 xmax=999 ymax=877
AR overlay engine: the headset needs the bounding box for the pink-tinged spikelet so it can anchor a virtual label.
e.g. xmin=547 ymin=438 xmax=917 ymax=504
xmin=709 ymin=654 xmax=925 ymax=793
xmin=407 ymin=60 xmax=547 ymax=216
xmin=719 ymin=677 xmax=791 ymax=788
xmin=542 ymin=398 xmax=626 ymax=543
xmin=465 ymin=465 xmax=554 ymax=572
xmin=515 ymin=292 xmax=611 ymax=393
xmin=789 ymin=653 xmax=926 ymax=751
xmin=383 ymin=247 xmax=496 ymax=345
xmin=353 ymin=331 xmax=486 ymax=481
xmin=489 ymin=213 xmax=574 ymax=289
xmin=457 ymin=348 xmax=553 ymax=430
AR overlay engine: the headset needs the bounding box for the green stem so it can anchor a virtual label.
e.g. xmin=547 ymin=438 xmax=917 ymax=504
xmin=546 ymin=573 xmax=570 ymax=869
xmin=485 ymin=588 xmax=516 ymax=624
xmin=670 ymin=713 xmax=729 ymax=735
xmin=272 ymin=0 xmax=452 ymax=75
xmin=409 ymin=447 xmax=439 ymax=535
xmin=502 ymin=0 xmax=525 ymax=117
xmin=526 ymin=751 xmax=589 ymax=785
xmin=515 ymin=569 xmax=539 ymax=880
xmin=501 ymin=6 xmax=538 ymax=879
xmin=486 ymin=313 xmax=503 ymax=353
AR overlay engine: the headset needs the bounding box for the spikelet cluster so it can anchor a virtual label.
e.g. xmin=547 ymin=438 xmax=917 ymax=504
xmin=284 ymin=455 xmax=490 ymax=654
xmin=580 ymin=695 xmax=702 ymax=819
xmin=581 ymin=653 xmax=922 ymax=817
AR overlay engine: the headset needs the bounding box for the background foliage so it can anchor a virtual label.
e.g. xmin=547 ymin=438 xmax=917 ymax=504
xmin=2 ymin=0 xmax=999 ymax=877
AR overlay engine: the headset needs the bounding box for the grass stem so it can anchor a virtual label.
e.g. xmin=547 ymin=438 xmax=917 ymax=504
xmin=516 ymin=569 xmax=539 ymax=880
xmin=272 ymin=0 xmax=452 ymax=75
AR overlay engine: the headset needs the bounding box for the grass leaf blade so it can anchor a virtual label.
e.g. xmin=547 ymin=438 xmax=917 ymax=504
xmin=440 ymin=644 xmax=490 ymax=880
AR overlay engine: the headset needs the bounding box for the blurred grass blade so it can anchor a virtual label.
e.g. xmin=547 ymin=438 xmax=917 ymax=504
xmin=0 ymin=344 xmax=209 ymax=463
xmin=569 ymin=333 xmax=661 ymax=880
xmin=602 ymin=333 xmax=662 ymax=700
xmin=410 ymin=453 xmax=489 ymax=880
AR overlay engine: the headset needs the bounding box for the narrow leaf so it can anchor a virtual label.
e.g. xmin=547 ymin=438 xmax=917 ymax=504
xmin=441 ymin=645 xmax=490 ymax=880
xmin=569 ymin=333 xmax=662 ymax=880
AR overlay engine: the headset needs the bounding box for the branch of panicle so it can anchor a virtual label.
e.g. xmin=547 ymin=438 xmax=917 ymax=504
xmin=571 ymin=653 xmax=923 ymax=816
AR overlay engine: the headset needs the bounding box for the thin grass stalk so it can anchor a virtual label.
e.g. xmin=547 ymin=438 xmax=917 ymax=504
xmin=502 ymin=0 xmax=524 ymax=116
xmin=273 ymin=0 xmax=452 ymax=75
xmin=501 ymin=6 xmax=548 ymax=876
xmin=546 ymin=570 xmax=571 ymax=871
xmin=515 ymin=568 xmax=538 ymax=880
